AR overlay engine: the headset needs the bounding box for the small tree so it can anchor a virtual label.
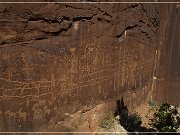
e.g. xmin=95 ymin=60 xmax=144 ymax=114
xmin=149 ymin=103 xmax=180 ymax=132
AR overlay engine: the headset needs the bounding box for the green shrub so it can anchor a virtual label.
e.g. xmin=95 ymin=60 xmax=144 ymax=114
xmin=148 ymin=100 xmax=158 ymax=111
xmin=99 ymin=112 xmax=117 ymax=129
xmin=149 ymin=103 xmax=180 ymax=132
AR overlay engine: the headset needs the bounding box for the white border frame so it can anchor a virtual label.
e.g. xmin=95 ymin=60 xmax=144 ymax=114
xmin=0 ymin=1 xmax=179 ymax=3
xmin=0 ymin=131 xmax=179 ymax=134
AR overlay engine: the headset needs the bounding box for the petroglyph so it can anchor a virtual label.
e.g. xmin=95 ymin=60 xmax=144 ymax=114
xmin=18 ymin=108 xmax=27 ymax=122
xmin=0 ymin=2 xmax=163 ymax=132
xmin=5 ymin=110 xmax=16 ymax=122
xmin=33 ymin=109 xmax=43 ymax=123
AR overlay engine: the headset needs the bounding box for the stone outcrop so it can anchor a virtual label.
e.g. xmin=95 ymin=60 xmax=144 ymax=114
xmin=153 ymin=3 xmax=180 ymax=106
xmin=0 ymin=0 xmax=179 ymax=132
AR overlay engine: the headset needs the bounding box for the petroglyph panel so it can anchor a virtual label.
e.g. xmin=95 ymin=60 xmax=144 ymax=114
xmin=0 ymin=38 xmax=155 ymax=131
xmin=0 ymin=3 xmax=160 ymax=131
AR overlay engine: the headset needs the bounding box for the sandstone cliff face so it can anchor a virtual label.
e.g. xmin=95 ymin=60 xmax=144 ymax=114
xmin=154 ymin=3 xmax=180 ymax=106
xmin=0 ymin=1 xmax=179 ymax=132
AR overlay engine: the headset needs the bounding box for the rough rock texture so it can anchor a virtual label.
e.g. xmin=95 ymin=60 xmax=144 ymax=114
xmin=153 ymin=3 xmax=180 ymax=106
xmin=0 ymin=1 xmax=179 ymax=132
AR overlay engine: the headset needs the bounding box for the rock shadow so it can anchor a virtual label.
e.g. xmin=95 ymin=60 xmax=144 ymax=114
xmin=114 ymin=97 xmax=156 ymax=135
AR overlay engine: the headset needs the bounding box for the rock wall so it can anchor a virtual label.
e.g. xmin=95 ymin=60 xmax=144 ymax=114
xmin=154 ymin=3 xmax=180 ymax=106
xmin=0 ymin=1 xmax=179 ymax=132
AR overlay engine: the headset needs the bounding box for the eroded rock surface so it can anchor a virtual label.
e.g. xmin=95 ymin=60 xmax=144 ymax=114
xmin=0 ymin=1 xmax=179 ymax=132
